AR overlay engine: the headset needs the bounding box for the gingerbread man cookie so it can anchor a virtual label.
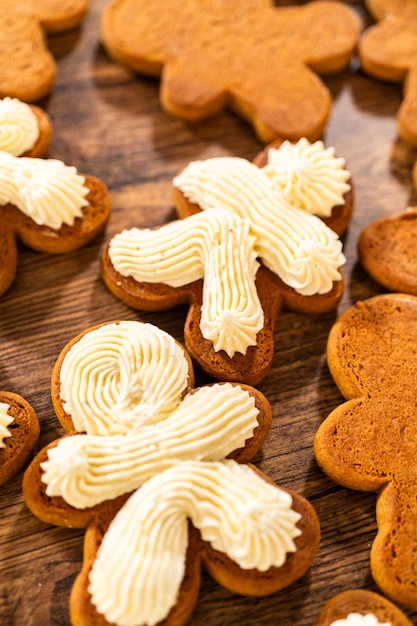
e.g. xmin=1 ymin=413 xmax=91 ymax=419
xmin=23 ymin=320 xmax=320 ymax=626
xmin=359 ymin=0 xmax=417 ymax=146
xmin=0 ymin=391 xmax=39 ymax=487
xmin=0 ymin=1 xmax=89 ymax=102
xmin=0 ymin=153 xmax=111 ymax=297
xmin=314 ymin=293 xmax=417 ymax=612
xmin=102 ymin=139 xmax=352 ymax=384
xmin=101 ymin=0 xmax=360 ymax=143
xmin=316 ymin=589 xmax=413 ymax=626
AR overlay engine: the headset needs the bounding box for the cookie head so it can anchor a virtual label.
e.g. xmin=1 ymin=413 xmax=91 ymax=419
xmin=23 ymin=320 xmax=320 ymax=625
xmin=101 ymin=0 xmax=360 ymax=142
xmin=314 ymin=294 xmax=417 ymax=611
xmin=102 ymin=139 xmax=351 ymax=384
xmin=359 ymin=0 xmax=417 ymax=145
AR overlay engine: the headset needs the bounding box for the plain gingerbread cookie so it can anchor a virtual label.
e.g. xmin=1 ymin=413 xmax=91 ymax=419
xmin=359 ymin=0 xmax=417 ymax=146
xmin=101 ymin=0 xmax=360 ymax=143
xmin=315 ymin=294 xmax=417 ymax=612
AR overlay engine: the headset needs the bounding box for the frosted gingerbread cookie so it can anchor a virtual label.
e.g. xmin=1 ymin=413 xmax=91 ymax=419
xmin=316 ymin=589 xmax=413 ymax=626
xmin=23 ymin=320 xmax=320 ymax=626
xmin=314 ymin=293 xmax=417 ymax=612
xmin=0 ymin=152 xmax=111 ymax=297
xmin=101 ymin=0 xmax=360 ymax=143
xmin=359 ymin=0 xmax=417 ymax=145
xmin=0 ymin=97 xmax=52 ymax=157
xmin=0 ymin=391 xmax=39 ymax=486
xmin=102 ymin=139 xmax=352 ymax=384
xmin=0 ymin=1 xmax=89 ymax=102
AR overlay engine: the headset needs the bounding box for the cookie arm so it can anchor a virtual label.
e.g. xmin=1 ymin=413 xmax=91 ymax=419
xmin=314 ymin=400 xmax=390 ymax=492
xmin=0 ymin=221 xmax=18 ymax=297
xmin=371 ymin=480 xmax=417 ymax=612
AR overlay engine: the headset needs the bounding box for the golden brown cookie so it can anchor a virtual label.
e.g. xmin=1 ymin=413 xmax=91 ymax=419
xmin=358 ymin=207 xmax=417 ymax=295
xmin=314 ymin=294 xmax=417 ymax=611
xmin=359 ymin=1 xmax=417 ymax=146
xmin=101 ymin=0 xmax=360 ymax=143
xmin=102 ymin=140 xmax=351 ymax=384
xmin=0 ymin=391 xmax=39 ymax=486
xmin=0 ymin=1 xmax=89 ymax=102
xmin=316 ymin=589 xmax=413 ymax=626
xmin=0 ymin=156 xmax=111 ymax=297
xmin=23 ymin=320 xmax=320 ymax=626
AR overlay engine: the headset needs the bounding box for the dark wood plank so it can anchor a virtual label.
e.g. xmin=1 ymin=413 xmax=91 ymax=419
xmin=1 ymin=1 xmax=417 ymax=625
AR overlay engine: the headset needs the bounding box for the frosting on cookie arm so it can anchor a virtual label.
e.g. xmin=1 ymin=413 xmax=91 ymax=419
xmin=41 ymin=382 xmax=260 ymax=508
xmin=173 ymin=155 xmax=345 ymax=296
xmin=109 ymin=210 xmax=264 ymax=357
xmin=0 ymin=153 xmax=88 ymax=229
xmin=88 ymin=460 xmax=301 ymax=626
xmin=0 ymin=403 xmax=13 ymax=447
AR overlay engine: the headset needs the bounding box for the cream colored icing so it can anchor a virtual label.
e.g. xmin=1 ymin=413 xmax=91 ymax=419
xmin=0 ymin=152 xmax=88 ymax=229
xmin=173 ymin=154 xmax=345 ymax=296
xmin=262 ymin=139 xmax=351 ymax=217
xmin=330 ymin=613 xmax=391 ymax=626
xmin=109 ymin=209 xmax=263 ymax=357
xmin=58 ymin=321 xmax=191 ymax=435
xmin=0 ymin=402 xmax=13 ymax=448
xmin=0 ymin=97 xmax=39 ymax=156
xmin=41 ymin=381 xmax=259 ymax=508
xmin=88 ymin=460 xmax=301 ymax=626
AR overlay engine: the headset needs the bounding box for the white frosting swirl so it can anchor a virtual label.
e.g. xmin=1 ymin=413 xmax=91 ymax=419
xmin=173 ymin=154 xmax=345 ymax=296
xmin=330 ymin=613 xmax=391 ymax=626
xmin=0 ymin=403 xmax=13 ymax=448
xmin=41 ymin=381 xmax=259 ymax=508
xmin=0 ymin=97 xmax=39 ymax=156
xmin=88 ymin=460 xmax=301 ymax=626
xmin=58 ymin=321 xmax=191 ymax=435
xmin=263 ymin=139 xmax=351 ymax=217
xmin=109 ymin=209 xmax=263 ymax=357
xmin=0 ymin=152 xmax=88 ymax=229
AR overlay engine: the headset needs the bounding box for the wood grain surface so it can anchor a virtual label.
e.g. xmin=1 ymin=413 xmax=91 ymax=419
xmin=1 ymin=1 xmax=417 ymax=625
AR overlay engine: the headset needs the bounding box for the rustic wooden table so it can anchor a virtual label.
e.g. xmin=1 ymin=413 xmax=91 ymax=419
xmin=1 ymin=1 xmax=417 ymax=625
